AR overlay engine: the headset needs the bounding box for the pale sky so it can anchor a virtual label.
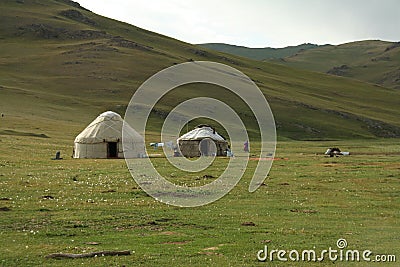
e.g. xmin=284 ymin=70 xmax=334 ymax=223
xmin=76 ymin=0 xmax=400 ymax=48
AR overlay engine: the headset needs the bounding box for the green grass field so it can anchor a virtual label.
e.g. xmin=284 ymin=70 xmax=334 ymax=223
xmin=1 ymin=132 xmax=399 ymax=266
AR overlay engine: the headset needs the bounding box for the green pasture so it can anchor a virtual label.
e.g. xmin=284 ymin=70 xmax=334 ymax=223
xmin=0 ymin=133 xmax=398 ymax=266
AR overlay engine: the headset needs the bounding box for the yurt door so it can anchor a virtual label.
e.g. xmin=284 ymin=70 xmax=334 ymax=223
xmin=107 ymin=142 xmax=118 ymax=158
xmin=200 ymin=139 xmax=209 ymax=156
xmin=200 ymin=138 xmax=216 ymax=156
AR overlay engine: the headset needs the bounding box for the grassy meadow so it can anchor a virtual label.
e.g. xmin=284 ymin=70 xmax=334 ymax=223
xmin=1 ymin=1 xmax=400 ymax=266
xmin=0 ymin=128 xmax=399 ymax=266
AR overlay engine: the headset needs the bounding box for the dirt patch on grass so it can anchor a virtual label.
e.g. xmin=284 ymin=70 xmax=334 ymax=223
xmin=249 ymin=157 xmax=289 ymax=161
xmin=199 ymin=245 xmax=225 ymax=256
xmin=158 ymin=231 xmax=182 ymax=236
xmin=203 ymin=246 xmax=219 ymax=251
xmin=198 ymin=251 xmax=223 ymax=256
xmin=290 ymin=209 xmax=318 ymax=214
xmin=319 ymin=163 xmax=345 ymax=167
xmin=161 ymin=240 xmax=191 ymax=245
xmin=101 ymin=189 xmax=116 ymax=193
xmin=357 ymin=162 xmax=384 ymax=166
xmin=241 ymin=221 xmax=256 ymax=226
xmin=85 ymin=242 xmax=100 ymax=245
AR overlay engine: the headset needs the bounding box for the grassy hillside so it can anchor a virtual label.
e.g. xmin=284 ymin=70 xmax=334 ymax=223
xmin=1 ymin=0 xmax=400 ymax=142
xmin=202 ymin=41 xmax=400 ymax=90
xmin=199 ymin=43 xmax=321 ymax=60
xmin=273 ymin=40 xmax=400 ymax=89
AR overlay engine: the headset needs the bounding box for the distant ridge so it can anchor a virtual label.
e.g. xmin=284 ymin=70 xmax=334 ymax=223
xmin=201 ymin=41 xmax=400 ymax=89
xmin=272 ymin=40 xmax=400 ymax=90
xmin=199 ymin=43 xmax=325 ymax=60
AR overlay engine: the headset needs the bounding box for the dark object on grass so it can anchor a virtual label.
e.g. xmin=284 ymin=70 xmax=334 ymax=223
xmin=42 ymin=195 xmax=54 ymax=199
xmin=45 ymin=250 xmax=131 ymax=259
xmin=325 ymin=147 xmax=342 ymax=157
xmin=290 ymin=209 xmax=318 ymax=214
xmin=241 ymin=221 xmax=256 ymax=226
xmin=173 ymin=148 xmax=181 ymax=157
xmin=51 ymin=151 xmax=63 ymax=160
xmin=0 ymin=207 xmax=11 ymax=211
xmin=101 ymin=189 xmax=116 ymax=193
xmin=86 ymin=242 xmax=100 ymax=245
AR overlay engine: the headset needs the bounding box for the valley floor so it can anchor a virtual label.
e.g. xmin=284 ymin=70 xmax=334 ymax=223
xmin=0 ymin=135 xmax=399 ymax=266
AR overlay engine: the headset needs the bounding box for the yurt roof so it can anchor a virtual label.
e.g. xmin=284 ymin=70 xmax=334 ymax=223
xmin=177 ymin=125 xmax=226 ymax=141
xmin=74 ymin=111 xmax=142 ymax=144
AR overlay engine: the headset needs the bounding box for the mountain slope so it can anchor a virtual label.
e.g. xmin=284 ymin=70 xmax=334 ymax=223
xmin=1 ymin=0 xmax=400 ymax=141
xmin=202 ymin=41 xmax=400 ymax=90
xmin=199 ymin=43 xmax=322 ymax=60
xmin=273 ymin=40 xmax=400 ymax=89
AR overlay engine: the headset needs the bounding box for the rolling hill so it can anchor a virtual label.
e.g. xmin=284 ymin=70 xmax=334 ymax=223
xmin=1 ymin=0 xmax=400 ymax=142
xmin=201 ymin=41 xmax=400 ymax=90
xmin=273 ymin=40 xmax=400 ymax=89
xmin=199 ymin=43 xmax=322 ymax=60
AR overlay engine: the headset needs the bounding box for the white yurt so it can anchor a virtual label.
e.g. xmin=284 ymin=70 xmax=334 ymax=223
xmin=177 ymin=125 xmax=228 ymax=157
xmin=73 ymin=111 xmax=145 ymax=159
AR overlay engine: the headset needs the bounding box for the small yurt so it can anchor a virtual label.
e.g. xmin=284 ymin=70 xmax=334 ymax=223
xmin=177 ymin=125 xmax=228 ymax=157
xmin=73 ymin=111 xmax=145 ymax=159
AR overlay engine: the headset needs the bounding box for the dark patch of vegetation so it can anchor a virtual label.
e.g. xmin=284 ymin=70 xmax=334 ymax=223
xmin=327 ymin=64 xmax=350 ymax=76
xmin=0 ymin=129 xmax=49 ymax=138
xmin=59 ymin=9 xmax=96 ymax=25
xmin=17 ymin=24 xmax=110 ymax=39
